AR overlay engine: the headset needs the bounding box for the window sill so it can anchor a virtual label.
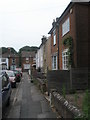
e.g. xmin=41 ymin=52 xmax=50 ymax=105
xmin=53 ymin=44 xmax=56 ymax=46
xmin=62 ymin=31 xmax=70 ymax=37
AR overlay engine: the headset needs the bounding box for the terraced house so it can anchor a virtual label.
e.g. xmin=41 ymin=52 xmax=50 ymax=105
xmin=36 ymin=36 xmax=52 ymax=73
xmin=48 ymin=2 xmax=89 ymax=70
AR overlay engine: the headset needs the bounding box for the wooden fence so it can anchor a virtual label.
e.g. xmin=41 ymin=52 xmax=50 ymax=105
xmin=47 ymin=68 xmax=88 ymax=93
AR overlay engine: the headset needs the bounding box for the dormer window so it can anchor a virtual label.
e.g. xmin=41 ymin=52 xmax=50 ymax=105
xmin=53 ymin=29 xmax=56 ymax=45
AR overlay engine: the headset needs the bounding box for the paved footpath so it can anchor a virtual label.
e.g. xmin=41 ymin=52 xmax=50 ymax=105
xmin=7 ymin=72 xmax=57 ymax=118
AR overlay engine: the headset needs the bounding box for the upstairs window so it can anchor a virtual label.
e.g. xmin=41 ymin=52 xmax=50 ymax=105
xmin=53 ymin=29 xmax=56 ymax=45
xmin=12 ymin=58 xmax=15 ymax=64
xmin=62 ymin=17 xmax=70 ymax=36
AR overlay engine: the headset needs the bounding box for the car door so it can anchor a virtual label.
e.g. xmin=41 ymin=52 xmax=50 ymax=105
xmin=2 ymin=75 xmax=10 ymax=107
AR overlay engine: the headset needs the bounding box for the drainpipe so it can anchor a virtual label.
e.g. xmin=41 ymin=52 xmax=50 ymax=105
xmin=57 ymin=23 xmax=59 ymax=70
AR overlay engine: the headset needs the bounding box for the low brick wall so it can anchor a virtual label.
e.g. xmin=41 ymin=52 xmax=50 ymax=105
xmin=32 ymin=71 xmax=46 ymax=79
xmin=33 ymin=78 xmax=47 ymax=93
xmin=51 ymin=90 xmax=84 ymax=118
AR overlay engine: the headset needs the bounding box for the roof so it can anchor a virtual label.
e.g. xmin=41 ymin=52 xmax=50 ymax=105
xmin=2 ymin=53 xmax=19 ymax=58
xmin=48 ymin=2 xmax=73 ymax=34
xmin=48 ymin=2 xmax=89 ymax=34
xmin=21 ymin=51 xmax=35 ymax=58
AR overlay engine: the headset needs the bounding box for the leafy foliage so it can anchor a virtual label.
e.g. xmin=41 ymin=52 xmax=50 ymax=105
xmin=18 ymin=46 xmax=38 ymax=53
xmin=1 ymin=47 xmax=17 ymax=54
xmin=82 ymin=90 xmax=90 ymax=119
xmin=62 ymin=36 xmax=73 ymax=68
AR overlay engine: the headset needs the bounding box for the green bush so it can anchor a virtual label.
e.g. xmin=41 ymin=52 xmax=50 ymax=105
xmin=82 ymin=90 xmax=90 ymax=119
xmin=62 ymin=84 xmax=66 ymax=98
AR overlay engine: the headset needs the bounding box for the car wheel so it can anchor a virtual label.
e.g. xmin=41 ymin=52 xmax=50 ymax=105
xmin=15 ymin=83 xmax=16 ymax=88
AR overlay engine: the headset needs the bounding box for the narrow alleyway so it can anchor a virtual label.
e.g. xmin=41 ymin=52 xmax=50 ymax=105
xmin=6 ymin=72 xmax=57 ymax=118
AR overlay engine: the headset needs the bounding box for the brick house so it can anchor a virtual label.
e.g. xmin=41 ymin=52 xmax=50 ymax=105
xmin=48 ymin=2 xmax=89 ymax=70
xmin=21 ymin=51 xmax=36 ymax=72
xmin=2 ymin=52 xmax=19 ymax=70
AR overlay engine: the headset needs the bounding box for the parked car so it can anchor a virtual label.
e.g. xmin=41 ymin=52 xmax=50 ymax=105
xmin=13 ymin=70 xmax=21 ymax=82
xmin=5 ymin=70 xmax=16 ymax=88
xmin=15 ymin=68 xmax=22 ymax=77
xmin=0 ymin=72 xmax=12 ymax=109
xmin=0 ymin=71 xmax=2 ymax=119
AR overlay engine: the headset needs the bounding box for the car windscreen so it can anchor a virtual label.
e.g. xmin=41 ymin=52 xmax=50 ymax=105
xmin=7 ymin=72 xmax=15 ymax=77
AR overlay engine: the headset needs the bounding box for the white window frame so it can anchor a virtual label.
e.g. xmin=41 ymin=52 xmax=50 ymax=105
xmin=62 ymin=17 xmax=70 ymax=36
xmin=52 ymin=55 xmax=57 ymax=70
xmin=26 ymin=58 xmax=29 ymax=61
xmin=53 ymin=29 xmax=56 ymax=45
xmin=62 ymin=49 xmax=68 ymax=70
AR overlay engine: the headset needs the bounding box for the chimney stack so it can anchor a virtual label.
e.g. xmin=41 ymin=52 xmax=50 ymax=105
xmin=52 ymin=19 xmax=56 ymax=27
xmin=41 ymin=36 xmax=47 ymax=44
xmin=56 ymin=17 xmax=59 ymax=22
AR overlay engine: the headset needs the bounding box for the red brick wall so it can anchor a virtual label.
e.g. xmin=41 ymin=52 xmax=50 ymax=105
xmin=22 ymin=57 xmax=33 ymax=71
xmin=75 ymin=3 xmax=88 ymax=68
xmin=59 ymin=4 xmax=77 ymax=69
xmin=51 ymin=28 xmax=59 ymax=69
xmin=50 ymin=3 xmax=89 ymax=70
xmin=59 ymin=3 xmax=89 ymax=69
xmin=9 ymin=57 xmax=19 ymax=69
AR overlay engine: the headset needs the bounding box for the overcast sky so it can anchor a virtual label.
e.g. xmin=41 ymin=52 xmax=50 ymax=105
xmin=0 ymin=0 xmax=71 ymax=52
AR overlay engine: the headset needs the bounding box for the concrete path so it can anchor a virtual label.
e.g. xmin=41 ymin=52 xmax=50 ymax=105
xmin=7 ymin=72 xmax=57 ymax=118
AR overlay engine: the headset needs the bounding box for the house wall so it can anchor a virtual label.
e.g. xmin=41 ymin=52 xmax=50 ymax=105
xmin=51 ymin=29 xmax=58 ymax=70
xmin=9 ymin=57 xmax=19 ymax=70
xmin=50 ymin=3 xmax=89 ymax=70
xmin=59 ymin=4 xmax=77 ymax=69
xmin=46 ymin=36 xmax=52 ymax=71
xmin=43 ymin=36 xmax=52 ymax=73
xmin=36 ymin=52 xmax=38 ymax=69
xmin=43 ymin=41 xmax=47 ymax=73
xmin=75 ymin=3 xmax=88 ymax=68
xmin=89 ymin=4 xmax=90 ymax=70
xmin=22 ymin=57 xmax=33 ymax=72
xmin=36 ymin=45 xmax=44 ymax=72
xmin=51 ymin=29 xmax=58 ymax=54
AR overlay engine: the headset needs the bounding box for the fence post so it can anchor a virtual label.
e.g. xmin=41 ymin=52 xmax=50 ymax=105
xmin=70 ymin=67 xmax=72 ymax=90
